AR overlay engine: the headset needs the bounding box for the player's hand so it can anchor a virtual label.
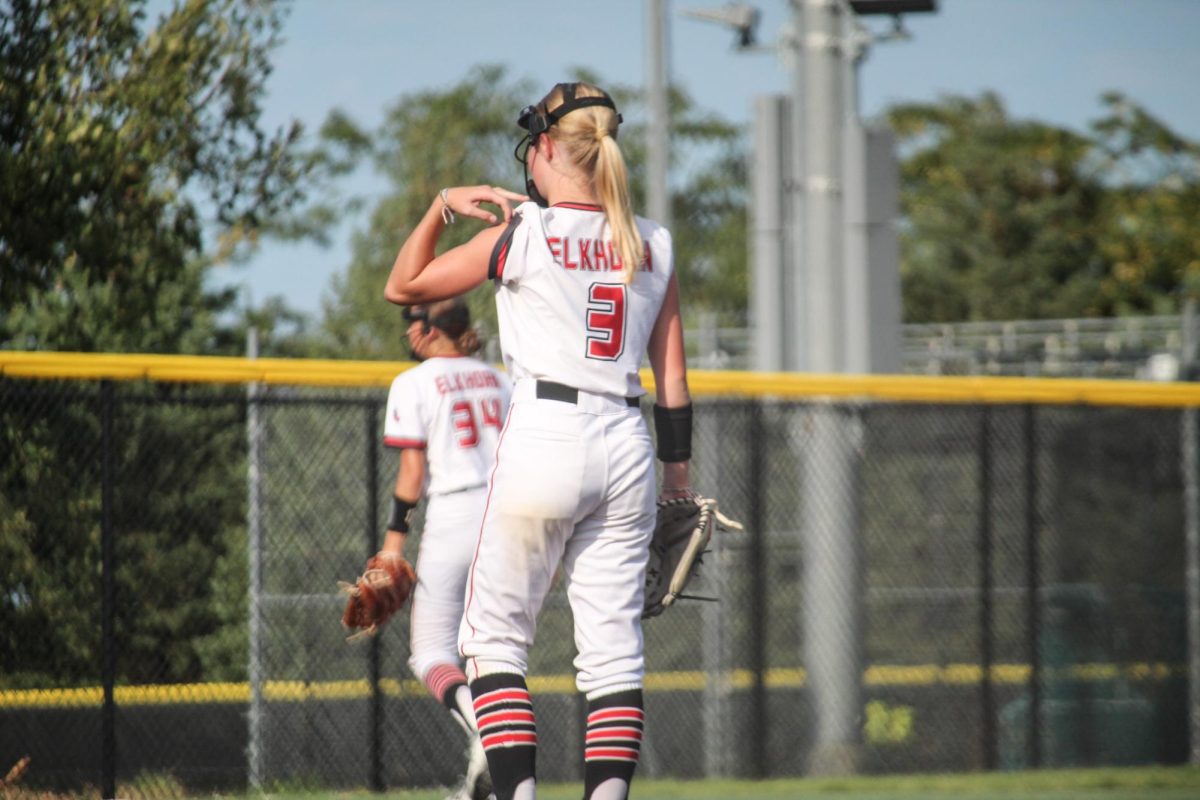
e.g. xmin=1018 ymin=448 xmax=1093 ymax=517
xmin=443 ymin=185 xmax=528 ymax=225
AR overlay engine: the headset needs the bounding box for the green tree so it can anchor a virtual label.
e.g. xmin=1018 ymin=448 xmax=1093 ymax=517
xmin=1090 ymin=92 xmax=1200 ymax=314
xmin=657 ymin=96 xmax=748 ymax=321
xmin=889 ymin=91 xmax=1200 ymax=323
xmin=0 ymin=0 xmax=310 ymax=688
xmin=0 ymin=0 xmax=306 ymax=352
xmin=888 ymin=92 xmax=1108 ymax=323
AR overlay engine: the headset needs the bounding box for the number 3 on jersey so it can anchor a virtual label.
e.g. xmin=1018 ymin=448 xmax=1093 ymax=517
xmin=451 ymin=398 xmax=503 ymax=448
xmin=585 ymin=283 xmax=626 ymax=360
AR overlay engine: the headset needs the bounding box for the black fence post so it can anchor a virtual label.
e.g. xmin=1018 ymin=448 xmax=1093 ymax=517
xmin=1024 ymin=404 xmax=1042 ymax=768
xmin=747 ymin=400 xmax=767 ymax=778
xmin=100 ymin=380 xmax=116 ymax=800
xmin=978 ymin=406 xmax=995 ymax=770
xmin=366 ymin=402 xmax=383 ymax=792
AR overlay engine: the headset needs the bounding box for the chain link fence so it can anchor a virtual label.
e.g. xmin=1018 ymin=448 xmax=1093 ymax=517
xmin=0 ymin=356 xmax=1194 ymax=796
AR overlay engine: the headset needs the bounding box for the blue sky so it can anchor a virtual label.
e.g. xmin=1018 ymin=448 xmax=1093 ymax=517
xmin=210 ymin=0 xmax=1200 ymax=317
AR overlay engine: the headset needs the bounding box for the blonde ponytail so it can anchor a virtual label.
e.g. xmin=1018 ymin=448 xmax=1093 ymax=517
xmin=541 ymin=83 xmax=644 ymax=284
xmin=594 ymin=134 xmax=643 ymax=285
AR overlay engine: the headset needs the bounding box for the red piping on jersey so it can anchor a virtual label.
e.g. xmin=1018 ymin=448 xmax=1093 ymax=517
xmin=495 ymin=238 xmax=511 ymax=280
xmin=383 ymin=436 xmax=427 ymax=450
xmin=553 ymin=202 xmax=603 ymax=212
xmin=488 ymin=214 xmax=522 ymax=281
xmin=461 ymin=403 xmax=516 ymax=670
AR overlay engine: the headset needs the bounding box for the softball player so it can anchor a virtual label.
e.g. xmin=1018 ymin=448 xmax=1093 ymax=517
xmin=381 ymin=297 xmax=511 ymax=800
xmin=384 ymin=82 xmax=694 ymax=800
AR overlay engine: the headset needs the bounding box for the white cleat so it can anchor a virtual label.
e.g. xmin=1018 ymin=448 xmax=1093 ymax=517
xmin=445 ymin=791 xmax=493 ymax=800
xmin=445 ymin=734 xmax=493 ymax=800
xmin=463 ymin=733 xmax=493 ymax=800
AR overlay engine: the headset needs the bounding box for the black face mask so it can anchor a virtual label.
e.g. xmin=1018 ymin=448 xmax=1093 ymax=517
xmin=401 ymin=306 xmax=430 ymax=361
xmin=513 ymin=83 xmax=623 ymax=208
xmin=402 ymin=305 xmax=430 ymax=333
xmin=513 ymin=133 xmax=548 ymax=207
xmin=402 ymin=305 xmax=471 ymax=360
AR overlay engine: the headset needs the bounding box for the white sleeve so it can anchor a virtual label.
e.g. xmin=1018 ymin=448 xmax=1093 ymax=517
xmin=383 ymin=372 xmax=426 ymax=450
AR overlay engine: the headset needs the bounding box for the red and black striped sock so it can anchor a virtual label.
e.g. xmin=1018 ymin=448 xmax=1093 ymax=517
xmin=424 ymin=663 xmax=474 ymax=732
xmin=470 ymin=673 xmax=537 ymax=800
xmin=583 ymin=689 xmax=644 ymax=800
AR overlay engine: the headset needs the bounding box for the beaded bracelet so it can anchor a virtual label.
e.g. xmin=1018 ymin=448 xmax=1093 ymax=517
xmin=439 ymin=188 xmax=456 ymax=225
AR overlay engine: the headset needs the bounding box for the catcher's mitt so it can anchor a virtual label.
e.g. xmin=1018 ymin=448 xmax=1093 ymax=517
xmin=643 ymin=492 xmax=743 ymax=619
xmin=339 ymin=551 xmax=416 ymax=640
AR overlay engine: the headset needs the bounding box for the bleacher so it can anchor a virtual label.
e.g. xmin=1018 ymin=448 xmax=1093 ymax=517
xmin=683 ymin=314 xmax=1194 ymax=379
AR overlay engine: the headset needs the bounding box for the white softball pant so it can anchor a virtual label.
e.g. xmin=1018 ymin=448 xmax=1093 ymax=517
xmin=459 ymin=379 xmax=656 ymax=698
xmin=408 ymin=486 xmax=488 ymax=682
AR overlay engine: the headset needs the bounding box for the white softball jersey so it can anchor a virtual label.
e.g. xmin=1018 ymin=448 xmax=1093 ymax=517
xmin=460 ymin=202 xmax=673 ymax=697
xmin=486 ymin=201 xmax=674 ymax=399
xmin=383 ymin=356 xmax=512 ymax=497
xmin=383 ymin=356 xmax=511 ymax=680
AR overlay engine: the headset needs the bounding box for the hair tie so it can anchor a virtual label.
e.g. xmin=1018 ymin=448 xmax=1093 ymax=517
xmin=594 ymin=127 xmax=609 ymax=142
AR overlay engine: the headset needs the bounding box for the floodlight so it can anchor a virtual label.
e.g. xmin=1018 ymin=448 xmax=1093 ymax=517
xmin=848 ymin=0 xmax=937 ymax=14
xmin=680 ymin=3 xmax=762 ymax=49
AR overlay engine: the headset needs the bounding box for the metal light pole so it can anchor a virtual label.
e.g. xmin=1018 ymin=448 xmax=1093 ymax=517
xmin=1184 ymin=298 xmax=1200 ymax=765
xmin=751 ymin=94 xmax=789 ymax=371
xmin=800 ymin=0 xmax=933 ymax=775
xmin=246 ymin=324 xmax=265 ymax=790
xmin=795 ymin=1 xmax=865 ymax=775
xmin=647 ymin=0 xmax=673 ymax=231
xmin=786 ymin=3 xmax=808 ymax=372
xmin=800 ymin=0 xmax=845 ymax=374
xmin=685 ymin=0 xmax=934 ymax=777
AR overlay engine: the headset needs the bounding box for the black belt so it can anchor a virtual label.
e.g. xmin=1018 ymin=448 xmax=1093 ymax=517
xmin=536 ymin=380 xmax=639 ymax=408
xmin=436 ymin=482 xmax=487 ymax=497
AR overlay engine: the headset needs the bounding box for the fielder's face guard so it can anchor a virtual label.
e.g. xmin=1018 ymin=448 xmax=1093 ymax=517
xmin=513 ymin=83 xmax=623 ymax=206
xmin=401 ymin=306 xmax=429 ymax=361
xmin=402 ymin=303 xmax=470 ymax=340
xmin=401 ymin=305 xmax=429 ymax=331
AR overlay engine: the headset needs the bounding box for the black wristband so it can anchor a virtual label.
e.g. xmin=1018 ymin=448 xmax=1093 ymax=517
xmin=653 ymin=403 xmax=693 ymax=463
xmin=388 ymin=496 xmax=418 ymax=533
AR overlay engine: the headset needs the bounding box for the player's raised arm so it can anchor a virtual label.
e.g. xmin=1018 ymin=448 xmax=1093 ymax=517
xmin=384 ymin=185 xmax=525 ymax=305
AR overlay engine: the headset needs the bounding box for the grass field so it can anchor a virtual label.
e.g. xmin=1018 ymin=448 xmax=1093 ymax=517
xmin=261 ymin=766 xmax=1200 ymax=800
